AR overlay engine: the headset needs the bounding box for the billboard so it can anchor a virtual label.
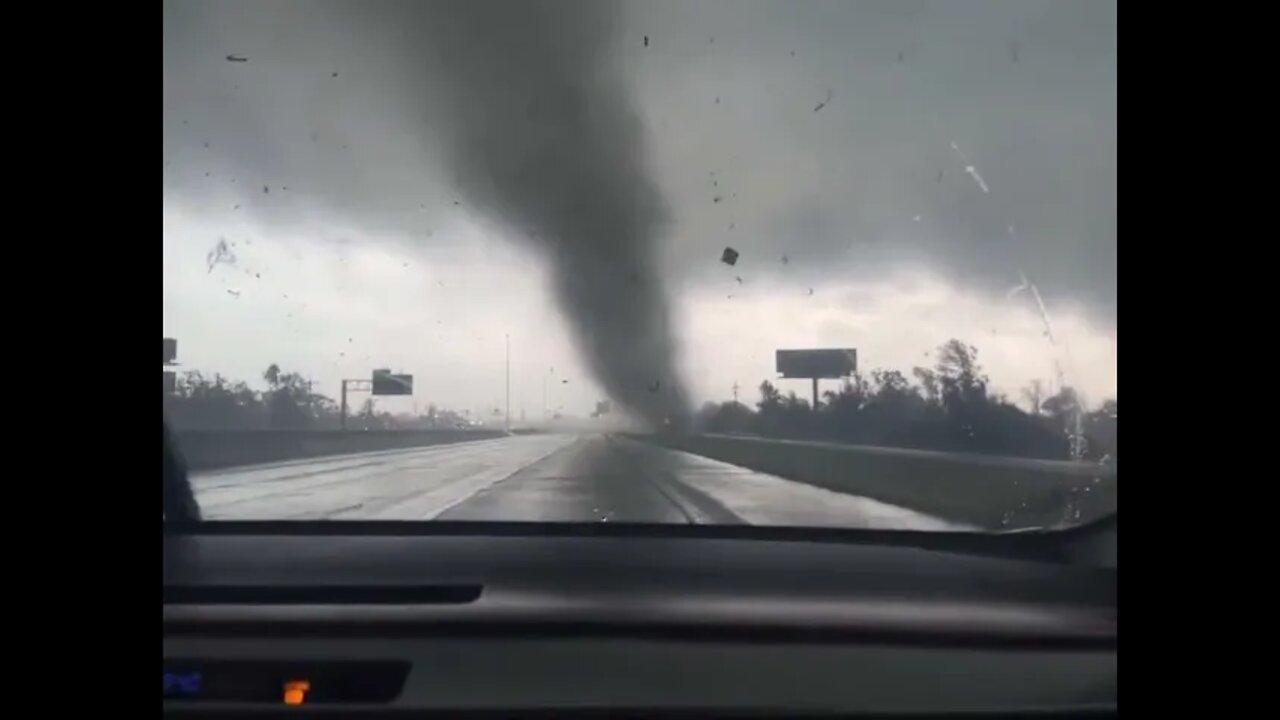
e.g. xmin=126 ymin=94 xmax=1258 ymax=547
xmin=776 ymin=348 xmax=857 ymax=379
xmin=371 ymin=369 xmax=413 ymax=396
xmin=163 ymin=337 xmax=177 ymax=365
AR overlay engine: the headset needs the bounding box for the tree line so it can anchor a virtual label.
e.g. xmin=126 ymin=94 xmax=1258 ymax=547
xmin=163 ymin=363 xmax=473 ymax=431
xmin=694 ymin=339 xmax=1116 ymax=462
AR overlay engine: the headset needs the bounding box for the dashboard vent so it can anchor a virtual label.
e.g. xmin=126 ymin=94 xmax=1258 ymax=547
xmin=163 ymin=584 xmax=482 ymax=605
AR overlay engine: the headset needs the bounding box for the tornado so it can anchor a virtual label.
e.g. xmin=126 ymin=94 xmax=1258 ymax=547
xmin=164 ymin=0 xmax=693 ymax=428
xmin=389 ymin=0 xmax=692 ymax=427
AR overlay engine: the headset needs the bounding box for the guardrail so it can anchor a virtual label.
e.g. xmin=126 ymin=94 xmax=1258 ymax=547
xmin=644 ymin=433 xmax=1116 ymax=530
xmin=173 ymin=429 xmax=510 ymax=471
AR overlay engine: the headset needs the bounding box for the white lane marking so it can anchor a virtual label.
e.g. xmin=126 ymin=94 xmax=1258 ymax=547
xmin=658 ymin=448 xmax=973 ymax=531
xmin=191 ymin=436 xmax=524 ymax=487
xmin=194 ymin=435 xmax=579 ymax=520
xmin=333 ymin=435 xmax=580 ymax=520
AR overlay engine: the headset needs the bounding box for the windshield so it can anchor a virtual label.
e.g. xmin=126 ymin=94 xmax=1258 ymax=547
xmin=163 ymin=0 xmax=1116 ymax=532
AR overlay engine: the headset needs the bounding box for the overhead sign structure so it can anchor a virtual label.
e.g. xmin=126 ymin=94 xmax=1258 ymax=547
xmin=371 ymin=369 xmax=414 ymax=396
xmin=776 ymin=348 xmax=857 ymax=410
xmin=776 ymin=349 xmax=857 ymax=379
xmin=163 ymin=338 xmax=178 ymax=394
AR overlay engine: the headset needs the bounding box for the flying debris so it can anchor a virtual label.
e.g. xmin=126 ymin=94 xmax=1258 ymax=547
xmin=225 ymin=54 xmax=248 ymax=62
xmin=721 ymin=247 xmax=739 ymax=266
xmin=813 ymin=88 xmax=832 ymax=112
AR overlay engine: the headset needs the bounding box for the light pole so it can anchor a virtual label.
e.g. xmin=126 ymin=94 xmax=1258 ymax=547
xmin=505 ymin=333 xmax=511 ymax=431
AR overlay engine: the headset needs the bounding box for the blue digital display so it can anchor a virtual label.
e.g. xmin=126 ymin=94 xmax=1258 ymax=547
xmin=163 ymin=671 xmax=201 ymax=696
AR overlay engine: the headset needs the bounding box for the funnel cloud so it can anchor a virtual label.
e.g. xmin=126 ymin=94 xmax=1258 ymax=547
xmin=164 ymin=0 xmax=691 ymax=427
xmin=392 ymin=0 xmax=691 ymax=427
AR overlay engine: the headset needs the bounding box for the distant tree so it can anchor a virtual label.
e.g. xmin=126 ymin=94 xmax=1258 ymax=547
xmin=166 ymin=341 xmax=1113 ymax=461
xmin=912 ymin=366 xmax=941 ymax=406
xmin=934 ymin=340 xmax=988 ymax=413
xmin=695 ymin=401 xmax=755 ymax=435
xmin=757 ymin=381 xmax=783 ymax=413
xmin=1022 ymin=379 xmax=1046 ymax=416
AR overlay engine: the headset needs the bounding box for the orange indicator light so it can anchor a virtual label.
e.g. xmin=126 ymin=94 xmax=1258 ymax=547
xmin=282 ymin=679 xmax=311 ymax=705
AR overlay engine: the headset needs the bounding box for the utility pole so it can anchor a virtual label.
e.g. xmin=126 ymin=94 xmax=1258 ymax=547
xmin=505 ymin=333 xmax=511 ymax=431
xmin=732 ymin=381 xmax=739 ymax=404
xmin=340 ymin=379 xmax=348 ymax=430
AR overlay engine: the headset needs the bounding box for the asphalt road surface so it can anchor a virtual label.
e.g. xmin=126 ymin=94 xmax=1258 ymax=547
xmin=192 ymin=434 xmax=964 ymax=530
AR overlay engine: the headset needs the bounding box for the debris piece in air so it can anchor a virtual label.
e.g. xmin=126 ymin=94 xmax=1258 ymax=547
xmin=649 ymin=380 xmax=661 ymax=393
xmin=1009 ymin=41 xmax=1020 ymax=63
xmin=713 ymin=195 xmax=723 ymax=203
xmin=790 ymin=50 xmax=796 ymax=56
xmin=233 ymin=204 xmax=240 ymax=210
xmin=807 ymin=288 xmax=814 ymax=296
xmin=813 ymin=88 xmax=832 ymax=113
xmin=912 ymin=215 xmax=922 ymax=222
xmin=206 ymin=238 xmax=237 ymax=273
xmin=263 ymin=185 xmax=269 ymax=194
xmin=781 ymin=255 xmax=789 ymax=265
xmin=936 ymin=169 xmax=944 ymax=183
xmin=226 ymin=54 xmax=248 ymax=63
xmin=897 ymin=51 xmax=905 ymax=63
xmin=643 ymin=35 xmax=649 ymax=47
xmin=254 ymin=272 xmax=261 ymax=279
xmin=453 ymin=200 xmax=461 ymax=206
xmin=720 ymin=247 xmax=739 ymax=266
xmin=735 ymin=276 xmax=743 ymax=284
xmin=714 ymin=97 xmax=720 ymax=104
xmin=331 ymin=71 xmax=339 ymax=78
xmin=226 ymin=289 xmax=241 ymax=297
xmin=203 ymin=141 xmax=209 ymax=148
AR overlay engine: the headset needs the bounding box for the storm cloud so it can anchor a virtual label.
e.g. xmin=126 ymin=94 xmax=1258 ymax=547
xmin=163 ymin=0 xmax=1115 ymax=417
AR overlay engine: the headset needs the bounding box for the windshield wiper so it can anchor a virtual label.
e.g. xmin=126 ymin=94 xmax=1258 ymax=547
xmin=163 ymin=420 xmax=202 ymax=523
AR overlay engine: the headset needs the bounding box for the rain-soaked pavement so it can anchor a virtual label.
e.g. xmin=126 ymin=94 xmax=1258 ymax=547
xmin=192 ymin=433 xmax=963 ymax=530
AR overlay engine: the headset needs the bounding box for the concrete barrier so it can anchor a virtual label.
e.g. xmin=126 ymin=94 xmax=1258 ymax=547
xmin=644 ymin=433 xmax=1116 ymax=530
xmin=173 ymin=429 xmax=510 ymax=471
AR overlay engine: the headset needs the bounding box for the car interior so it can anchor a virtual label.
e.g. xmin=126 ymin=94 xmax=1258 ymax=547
xmin=163 ymin=427 xmax=1116 ymax=718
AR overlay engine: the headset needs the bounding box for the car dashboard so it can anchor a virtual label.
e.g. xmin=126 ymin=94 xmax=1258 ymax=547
xmin=163 ymin=520 xmax=1116 ymax=718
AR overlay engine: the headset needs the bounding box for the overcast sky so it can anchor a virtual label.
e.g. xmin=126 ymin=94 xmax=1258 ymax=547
xmin=163 ymin=0 xmax=1116 ymax=421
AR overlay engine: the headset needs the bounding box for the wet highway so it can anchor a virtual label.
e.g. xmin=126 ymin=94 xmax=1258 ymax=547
xmin=192 ymin=433 xmax=964 ymax=530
